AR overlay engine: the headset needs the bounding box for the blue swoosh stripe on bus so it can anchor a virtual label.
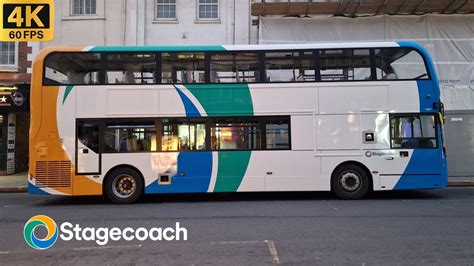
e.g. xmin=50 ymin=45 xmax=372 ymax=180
xmin=173 ymin=85 xmax=201 ymax=117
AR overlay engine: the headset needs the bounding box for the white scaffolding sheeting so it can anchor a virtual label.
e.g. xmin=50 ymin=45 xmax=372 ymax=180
xmin=259 ymin=14 xmax=474 ymax=110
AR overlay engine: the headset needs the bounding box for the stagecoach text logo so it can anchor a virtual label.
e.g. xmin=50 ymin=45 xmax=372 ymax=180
xmin=24 ymin=215 xmax=188 ymax=250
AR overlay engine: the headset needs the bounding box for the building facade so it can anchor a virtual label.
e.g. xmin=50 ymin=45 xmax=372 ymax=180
xmin=0 ymin=42 xmax=31 ymax=175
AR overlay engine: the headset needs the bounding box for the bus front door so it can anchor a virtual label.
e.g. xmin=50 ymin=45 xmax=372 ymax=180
xmin=76 ymin=120 xmax=100 ymax=174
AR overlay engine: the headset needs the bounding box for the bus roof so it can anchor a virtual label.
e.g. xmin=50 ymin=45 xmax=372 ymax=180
xmin=83 ymin=41 xmax=403 ymax=52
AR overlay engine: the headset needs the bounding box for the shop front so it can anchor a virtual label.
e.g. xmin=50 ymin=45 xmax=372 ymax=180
xmin=0 ymin=85 xmax=29 ymax=175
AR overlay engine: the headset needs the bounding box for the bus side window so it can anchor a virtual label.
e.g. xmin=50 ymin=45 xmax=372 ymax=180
xmin=105 ymin=53 xmax=156 ymax=84
xmin=161 ymin=52 xmax=205 ymax=84
xmin=319 ymin=49 xmax=371 ymax=81
xmin=265 ymin=51 xmax=315 ymax=82
xmin=375 ymin=48 xmax=429 ymax=80
xmin=210 ymin=52 xmax=260 ymax=83
xmin=390 ymin=115 xmax=437 ymax=149
xmin=77 ymin=121 xmax=99 ymax=153
xmin=44 ymin=53 xmax=101 ymax=85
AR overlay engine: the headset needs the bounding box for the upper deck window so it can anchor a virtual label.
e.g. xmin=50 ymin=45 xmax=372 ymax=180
xmin=265 ymin=51 xmax=315 ymax=82
xmin=106 ymin=53 xmax=157 ymax=84
xmin=210 ymin=52 xmax=260 ymax=83
xmin=44 ymin=53 xmax=101 ymax=85
xmin=319 ymin=49 xmax=372 ymax=81
xmin=374 ymin=48 xmax=429 ymax=80
xmin=161 ymin=52 xmax=205 ymax=84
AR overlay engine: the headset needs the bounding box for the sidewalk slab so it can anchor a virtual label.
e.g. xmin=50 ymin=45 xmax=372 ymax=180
xmin=0 ymin=172 xmax=28 ymax=193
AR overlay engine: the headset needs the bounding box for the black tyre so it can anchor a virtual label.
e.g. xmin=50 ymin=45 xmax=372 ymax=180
xmin=105 ymin=167 xmax=144 ymax=204
xmin=331 ymin=163 xmax=370 ymax=200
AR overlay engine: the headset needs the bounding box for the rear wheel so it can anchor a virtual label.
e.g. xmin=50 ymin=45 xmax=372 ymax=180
xmin=331 ymin=164 xmax=370 ymax=200
xmin=105 ymin=167 xmax=144 ymax=204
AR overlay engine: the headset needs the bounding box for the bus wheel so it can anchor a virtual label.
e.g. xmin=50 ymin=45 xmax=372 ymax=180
xmin=331 ymin=164 xmax=370 ymax=200
xmin=105 ymin=167 xmax=144 ymax=204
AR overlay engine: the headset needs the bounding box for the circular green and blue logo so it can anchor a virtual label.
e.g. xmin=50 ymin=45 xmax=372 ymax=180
xmin=23 ymin=215 xmax=58 ymax=250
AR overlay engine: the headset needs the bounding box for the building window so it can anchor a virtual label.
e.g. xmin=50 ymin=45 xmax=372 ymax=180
xmin=198 ymin=0 xmax=218 ymax=20
xmin=72 ymin=0 xmax=96 ymax=15
xmin=156 ymin=0 xmax=177 ymax=20
xmin=0 ymin=42 xmax=17 ymax=68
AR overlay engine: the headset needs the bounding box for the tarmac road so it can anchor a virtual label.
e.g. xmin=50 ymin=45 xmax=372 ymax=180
xmin=0 ymin=188 xmax=473 ymax=265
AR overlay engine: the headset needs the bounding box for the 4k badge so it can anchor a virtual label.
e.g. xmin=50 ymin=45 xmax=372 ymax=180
xmin=0 ymin=0 xmax=54 ymax=41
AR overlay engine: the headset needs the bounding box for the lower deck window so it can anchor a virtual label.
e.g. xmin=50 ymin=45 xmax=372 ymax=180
xmin=104 ymin=121 xmax=157 ymax=152
xmin=266 ymin=118 xmax=290 ymax=150
xmin=94 ymin=116 xmax=290 ymax=153
xmin=390 ymin=114 xmax=437 ymax=149
xmin=161 ymin=119 xmax=206 ymax=151
xmin=210 ymin=119 xmax=261 ymax=150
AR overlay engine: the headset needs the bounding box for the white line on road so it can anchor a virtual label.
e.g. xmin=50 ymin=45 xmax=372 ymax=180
xmin=265 ymin=240 xmax=280 ymax=264
xmin=210 ymin=240 xmax=261 ymax=245
xmin=0 ymin=251 xmax=11 ymax=254
xmin=73 ymin=244 xmax=142 ymax=251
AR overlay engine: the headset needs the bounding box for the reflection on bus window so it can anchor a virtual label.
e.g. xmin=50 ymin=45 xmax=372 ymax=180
xmin=391 ymin=115 xmax=437 ymax=149
xmin=161 ymin=119 xmax=206 ymax=151
xmin=210 ymin=119 xmax=261 ymax=150
xmin=104 ymin=121 xmax=157 ymax=152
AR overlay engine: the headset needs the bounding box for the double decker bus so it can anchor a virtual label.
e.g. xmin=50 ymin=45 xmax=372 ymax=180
xmin=28 ymin=42 xmax=447 ymax=203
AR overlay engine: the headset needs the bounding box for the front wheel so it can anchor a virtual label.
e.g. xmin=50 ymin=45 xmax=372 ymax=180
xmin=331 ymin=164 xmax=370 ymax=200
xmin=105 ymin=168 xmax=144 ymax=204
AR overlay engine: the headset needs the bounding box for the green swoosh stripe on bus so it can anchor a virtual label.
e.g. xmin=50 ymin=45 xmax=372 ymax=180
xmin=185 ymin=83 xmax=254 ymax=192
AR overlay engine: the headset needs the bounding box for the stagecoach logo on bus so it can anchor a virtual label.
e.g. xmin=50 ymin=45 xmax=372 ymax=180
xmin=364 ymin=150 xmax=398 ymax=158
xmin=24 ymin=215 xmax=188 ymax=250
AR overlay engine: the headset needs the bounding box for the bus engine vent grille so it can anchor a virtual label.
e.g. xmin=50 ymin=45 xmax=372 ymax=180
xmin=35 ymin=161 xmax=72 ymax=188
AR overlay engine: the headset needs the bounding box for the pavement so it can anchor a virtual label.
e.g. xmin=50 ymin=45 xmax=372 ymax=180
xmin=0 ymin=172 xmax=472 ymax=193
xmin=0 ymin=188 xmax=473 ymax=265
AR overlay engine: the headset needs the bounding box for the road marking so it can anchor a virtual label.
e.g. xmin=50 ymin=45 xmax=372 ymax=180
xmin=265 ymin=240 xmax=280 ymax=264
xmin=73 ymin=244 xmax=142 ymax=251
xmin=3 ymin=205 xmax=26 ymax=208
xmin=0 ymin=251 xmax=11 ymax=254
xmin=210 ymin=240 xmax=261 ymax=245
